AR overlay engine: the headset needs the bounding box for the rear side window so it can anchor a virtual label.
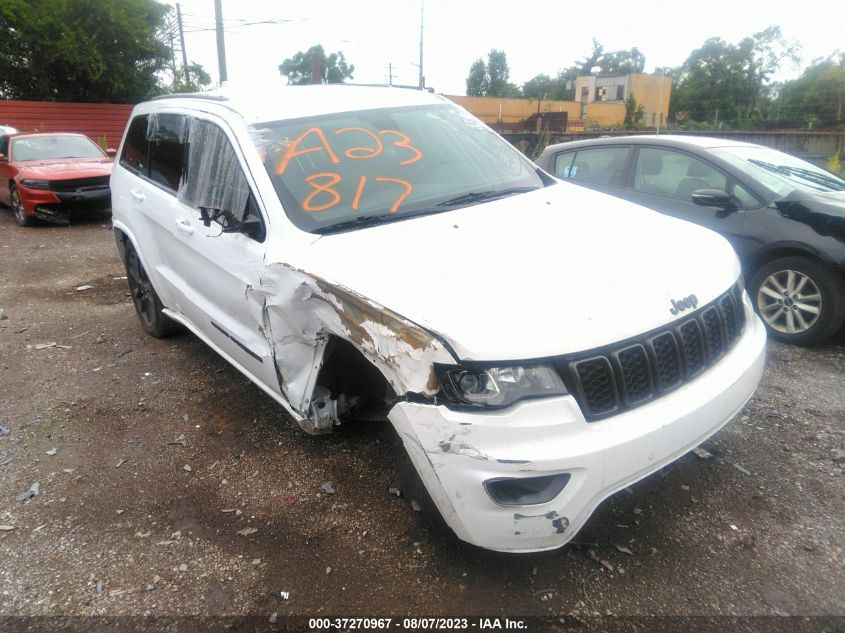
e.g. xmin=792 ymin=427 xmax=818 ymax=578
xmin=559 ymin=147 xmax=630 ymax=186
xmin=148 ymin=114 xmax=187 ymax=192
xmin=553 ymin=152 xmax=575 ymax=178
xmin=121 ymin=115 xmax=148 ymax=174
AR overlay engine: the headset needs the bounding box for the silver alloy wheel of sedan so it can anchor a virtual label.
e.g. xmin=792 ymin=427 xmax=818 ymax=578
xmin=756 ymin=269 xmax=822 ymax=334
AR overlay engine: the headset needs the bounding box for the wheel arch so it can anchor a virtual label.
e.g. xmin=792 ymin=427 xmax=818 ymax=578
xmin=744 ymin=243 xmax=843 ymax=281
xmin=312 ymin=334 xmax=399 ymax=421
xmin=113 ymin=225 xmax=130 ymax=264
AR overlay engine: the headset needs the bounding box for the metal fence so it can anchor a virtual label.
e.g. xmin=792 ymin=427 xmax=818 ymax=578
xmin=503 ymin=129 xmax=845 ymax=166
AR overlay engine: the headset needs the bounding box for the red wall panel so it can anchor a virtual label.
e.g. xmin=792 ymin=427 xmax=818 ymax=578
xmin=0 ymin=100 xmax=134 ymax=149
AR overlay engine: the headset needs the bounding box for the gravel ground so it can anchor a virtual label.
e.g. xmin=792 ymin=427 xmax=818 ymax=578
xmin=0 ymin=211 xmax=843 ymax=632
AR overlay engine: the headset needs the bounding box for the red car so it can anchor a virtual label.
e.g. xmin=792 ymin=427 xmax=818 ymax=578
xmin=0 ymin=132 xmax=115 ymax=226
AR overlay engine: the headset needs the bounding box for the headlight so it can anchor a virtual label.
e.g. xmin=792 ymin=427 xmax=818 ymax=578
xmin=20 ymin=179 xmax=51 ymax=190
xmin=437 ymin=364 xmax=568 ymax=408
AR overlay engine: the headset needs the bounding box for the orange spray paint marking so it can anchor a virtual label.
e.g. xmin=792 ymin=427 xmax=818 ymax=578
xmin=303 ymin=172 xmax=342 ymax=212
xmin=335 ymin=127 xmax=383 ymax=159
xmin=352 ymin=176 xmax=367 ymax=210
xmin=374 ymin=177 xmax=414 ymax=212
xmin=379 ymin=130 xmax=422 ymax=166
xmin=276 ymin=127 xmax=340 ymax=175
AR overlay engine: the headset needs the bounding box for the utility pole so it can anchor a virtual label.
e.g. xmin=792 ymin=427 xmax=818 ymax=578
xmin=214 ymin=0 xmax=228 ymax=84
xmin=389 ymin=63 xmax=393 ymax=86
xmin=176 ymin=3 xmax=189 ymax=86
xmin=418 ymin=0 xmax=424 ymax=89
xmin=168 ymin=28 xmax=177 ymax=88
xmin=656 ymin=68 xmax=664 ymax=136
xmin=310 ymin=55 xmax=322 ymax=84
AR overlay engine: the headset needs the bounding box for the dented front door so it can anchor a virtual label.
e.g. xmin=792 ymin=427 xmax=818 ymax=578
xmin=170 ymin=117 xmax=285 ymax=402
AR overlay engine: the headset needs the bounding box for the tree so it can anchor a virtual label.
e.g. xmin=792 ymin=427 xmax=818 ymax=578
xmin=466 ymin=59 xmax=489 ymax=96
xmin=549 ymin=67 xmax=579 ymax=100
xmin=599 ymin=47 xmax=646 ymax=74
xmin=776 ymin=53 xmax=845 ymax=128
xmin=522 ymin=74 xmax=552 ymax=99
xmin=577 ymin=39 xmax=605 ymax=76
xmin=743 ymin=26 xmax=800 ymax=112
xmin=279 ymin=45 xmax=354 ymax=85
xmin=671 ymin=26 xmax=800 ymax=127
xmin=487 ymin=49 xmax=513 ymax=97
xmin=530 ymin=41 xmax=647 ymax=103
xmin=623 ymin=95 xmax=645 ymax=129
xmin=0 ymin=0 xmax=171 ymax=102
xmin=464 ymin=49 xmax=520 ymax=97
xmin=170 ymin=63 xmax=212 ymax=94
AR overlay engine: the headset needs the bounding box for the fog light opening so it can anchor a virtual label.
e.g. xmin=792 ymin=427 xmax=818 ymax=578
xmin=484 ymin=473 xmax=571 ymax=506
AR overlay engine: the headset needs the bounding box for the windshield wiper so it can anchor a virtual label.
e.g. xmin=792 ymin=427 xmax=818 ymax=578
xmin=436 ymin=186 xmax=539 ymax=207
xmin=313 ymin=187 xmax=541 ymax=235
xmin=749 ymin=159 xmax=845 ymax=192
xmin=313 ymin=213 xmax=409 ymax=235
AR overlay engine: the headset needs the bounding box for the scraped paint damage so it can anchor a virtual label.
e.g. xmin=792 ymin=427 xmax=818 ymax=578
xmin=245 ymin=262 xmax=453 ymax=434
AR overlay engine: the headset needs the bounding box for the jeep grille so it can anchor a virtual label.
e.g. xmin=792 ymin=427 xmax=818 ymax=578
xmin=562 ymin=283 xmax=747 ymax=421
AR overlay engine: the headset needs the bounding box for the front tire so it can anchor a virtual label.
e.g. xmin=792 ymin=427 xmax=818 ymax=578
xmin=749 ymin=256 xmax=845 ymax=345
xmin=123 ymin=241 xmax=179 ymax=338
xmin=11 ymin=185 xmax=35 ymax=226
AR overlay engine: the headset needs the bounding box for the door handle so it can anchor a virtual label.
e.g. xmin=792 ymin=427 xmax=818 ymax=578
xmin=130 ymin=189 xmax=145 ymax=202
xmin=175 ymin=218 xmax=195 ymax=235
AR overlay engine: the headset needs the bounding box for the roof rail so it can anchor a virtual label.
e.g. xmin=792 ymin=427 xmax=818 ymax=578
xmin=149 ymin=93 xmax=229 ymax=102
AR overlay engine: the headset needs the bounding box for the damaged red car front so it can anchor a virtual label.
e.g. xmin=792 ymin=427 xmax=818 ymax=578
xmin=0 ymin=132 xmax=115 ymax=226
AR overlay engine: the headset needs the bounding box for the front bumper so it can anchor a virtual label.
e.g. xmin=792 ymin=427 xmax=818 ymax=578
xmin=19 ymin=186 xmax=110 ymax=224
xmin=388 ymin=300 xmax=767 ymax=552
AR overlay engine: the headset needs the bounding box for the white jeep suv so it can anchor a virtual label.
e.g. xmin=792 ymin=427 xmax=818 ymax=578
xmin=110 ymin=84 xmax=766 ymax=552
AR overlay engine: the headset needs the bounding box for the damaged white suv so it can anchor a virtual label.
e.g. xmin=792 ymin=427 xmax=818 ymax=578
xmin=111 ymin=85 xmax=766 ymax=552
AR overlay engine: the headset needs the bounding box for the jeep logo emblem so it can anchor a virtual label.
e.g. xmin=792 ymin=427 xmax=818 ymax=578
xmin=670 ymin=294 xmax=699 ymax=315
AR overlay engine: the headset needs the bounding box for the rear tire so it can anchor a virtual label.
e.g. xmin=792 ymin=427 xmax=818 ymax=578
xmin=749 ymin=256 xmax=845 ymax=345
xmin=123 ymin=241 xmax=179 ymax=338
xmin=10 ymin=185 xmax=35 ymax=226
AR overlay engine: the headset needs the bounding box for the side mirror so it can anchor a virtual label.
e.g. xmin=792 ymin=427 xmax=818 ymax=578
xmin=0 ymin=153 xmax=6 ymax=162
xmin=198 ymin=206 xmax=264 ymax=240
xmin=691 ymin=188 xmax=738 ymax=210
xmin=106 ymin=148 xmax=117 ymax=157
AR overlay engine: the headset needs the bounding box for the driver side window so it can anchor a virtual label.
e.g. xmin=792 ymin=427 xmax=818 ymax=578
xmin=179 ymin=119 xmax=266 ymax=242
xmin=634 ymin=147 xmax=727 ymax=202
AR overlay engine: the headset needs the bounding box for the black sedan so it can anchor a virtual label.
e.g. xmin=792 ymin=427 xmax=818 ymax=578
xmin=536 ymin=135 xmax=845 ymax=345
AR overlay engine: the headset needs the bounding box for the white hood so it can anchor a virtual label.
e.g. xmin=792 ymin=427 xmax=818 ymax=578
xmin=296 ymin=183 xmax=740 ymax=361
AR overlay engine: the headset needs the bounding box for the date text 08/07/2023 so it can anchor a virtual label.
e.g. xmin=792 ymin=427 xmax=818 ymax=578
xmin=307 ymin=616 xmax=528 ymax=630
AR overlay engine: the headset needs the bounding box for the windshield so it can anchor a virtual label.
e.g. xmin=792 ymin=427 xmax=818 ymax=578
xmin=11 ymin=135 xmax=105 ymax=161
xmin=250 ymin=104 xmax=546 ymax=233
xmin=710 ymin=145 xmax=845 ymax=196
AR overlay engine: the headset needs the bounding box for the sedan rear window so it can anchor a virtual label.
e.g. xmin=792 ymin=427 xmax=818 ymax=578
xmin=250 ymin=104 xmax=546 ymax=233
xmin=11 ymin=135 xmax=104 ymax=161
xmin=555 ymin=147 xmax=630 ymax=186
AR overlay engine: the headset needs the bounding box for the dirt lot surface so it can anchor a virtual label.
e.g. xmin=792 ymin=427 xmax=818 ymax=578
xmin=0 ymin=211 xmax=843 ymax=632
